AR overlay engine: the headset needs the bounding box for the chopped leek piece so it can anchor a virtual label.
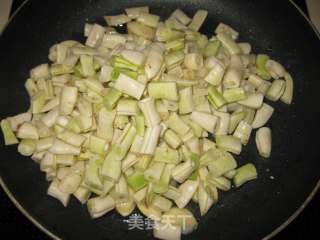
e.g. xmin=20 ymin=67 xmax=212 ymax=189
xmin=223 ymin=88 xmax=247 ymax=103
xmin=103 ymin=88 xmax=122 ymax=110
xmin=251 ymin=103 xmax=274 ymax=129
xmin=233 ymin=163 xmax=257 ymax=187
xmin=1 ymin=119 xmax=18 ymax=145
xmin=204 ymin=40 xmax=221 ymax=57
xmin=229 ymin=111 xmax=245 ymax=134
xmin=166 ymin=113 xmax=190 ymax=136
xmin=87 ymin=195 xmax=115 ymax=218
xmin=266 ymin=79 xmax=285 ymax=102
xmin=127 ymin=171 xmax=147 ymax=191
xmin=18 ymin=139 xmax=35 ymax=156
xmin=188 ymin=10 xmax=208 ymax=31
xmin=178 ymin=87 xmax=194 ymax=114
xmin=256 ymin=54 xmax=271 ymax=80
xmin=216 ymin=135 xmax=242 ymax=155
xmin=127 ymin=21 xmax=155 ymax=40
xmin=208 ymin=86 xmax=227 ymax=109
xmin=201 ymin=148 xmax=237 ymax=177
xmin=255 ymin=127 xmax=272 ymax=158
xmin=233 ymin=120 xmax=252 ymax=145
xmin=175 ymin=180 xmax=199 ymax=208
xmin=148 ymin=82 xmax=179 ymax=101
xmin=280 ymin=73 xmax=294 ymax=104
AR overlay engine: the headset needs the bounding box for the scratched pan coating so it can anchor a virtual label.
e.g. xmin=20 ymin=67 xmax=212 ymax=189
xmin=0 ymin=0 xmax=319 ymax=239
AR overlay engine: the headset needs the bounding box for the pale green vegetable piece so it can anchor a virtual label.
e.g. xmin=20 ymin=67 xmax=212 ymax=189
xmin=233 ymin=163 xmax=258 ymax=187
xmin=1 ymin=119 xmax=18 ymax=145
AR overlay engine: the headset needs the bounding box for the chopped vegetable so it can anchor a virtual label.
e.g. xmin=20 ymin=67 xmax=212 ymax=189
xmin=0 ymin=7 xmax=295 ymax=240
xmin=255 ymin=127 xmax=272 ymax=158
xmin=233 ymin=163 xmax=257 ymax=187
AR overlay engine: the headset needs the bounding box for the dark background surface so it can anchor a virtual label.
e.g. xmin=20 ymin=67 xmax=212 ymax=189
xmin=0 ymin=0 xmax=319 ymax=239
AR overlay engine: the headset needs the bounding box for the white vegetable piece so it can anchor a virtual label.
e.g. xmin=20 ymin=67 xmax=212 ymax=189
xmin=114 ymin=73 xmax=145 ymax=100
xmin=175 ymin=180 xmax=199 ymax=208
xmin=255 ymin=127 xmax=272 ymax=158
xmin=190 ymin=111 xmax=219 ymax=134
xmin=251 ymin=103 xmax=274 ymax=129
xmin=17 ymin=122 xmax=39 ymax=140
xmin=85 ymin=24 xmax=105 ymax=47
xmin=140 ymin=125 xmax=162 ymax=155
xmin=145 ymin=43 xmax=164 ymax=80
xmin=47 ymin=179 xmax=70 ymax=207
xmin=7 ymin=112 xmax=32 ymax=131
xmin=138 ymin=97 xmax=161 ymax=127
xmin=60 ymin=86 xmax=78 ymax=115
xmin=153 ymin=221 xmax=181 ymax=240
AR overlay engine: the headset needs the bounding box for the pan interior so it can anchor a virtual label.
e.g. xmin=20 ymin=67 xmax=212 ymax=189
xmin=0 ymin=0 xmax=319 ymax=239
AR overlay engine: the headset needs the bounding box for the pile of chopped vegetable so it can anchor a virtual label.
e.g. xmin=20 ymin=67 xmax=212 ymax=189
xmin=0 ymin=6 xmax=293 ymax=240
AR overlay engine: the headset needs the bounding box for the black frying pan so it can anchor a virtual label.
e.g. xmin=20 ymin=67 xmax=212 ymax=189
xmin=0 ymin=0 xmax=320 ymax=239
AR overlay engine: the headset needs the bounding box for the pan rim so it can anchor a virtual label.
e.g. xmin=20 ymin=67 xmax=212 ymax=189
xmin=0 ymin=0 xmax=319 ymax=239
